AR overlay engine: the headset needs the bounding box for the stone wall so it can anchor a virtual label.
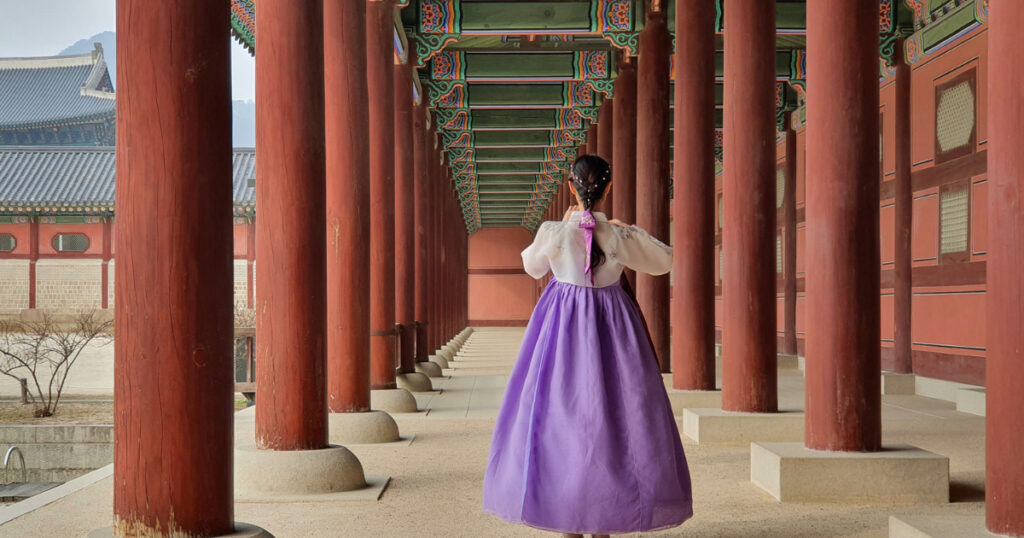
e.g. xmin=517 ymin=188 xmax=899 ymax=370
xmin=35 ymin=259 xmax=103 ymax=312
xmin=0 ymin=259 xmax=30 ymax=315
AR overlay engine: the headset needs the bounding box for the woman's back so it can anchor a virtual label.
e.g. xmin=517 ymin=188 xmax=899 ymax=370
xmin=521 ymin=211 xmax=673 ymax=287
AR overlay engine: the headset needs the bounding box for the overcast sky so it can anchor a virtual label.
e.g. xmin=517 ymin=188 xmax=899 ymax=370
xmin=0 ymin=0 xmax=257 ymax=101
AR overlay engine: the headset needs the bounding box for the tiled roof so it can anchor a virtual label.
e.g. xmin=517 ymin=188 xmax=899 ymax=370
xmin=0 ymin=44 xmax=116 ymax=130
xmin=0 ymin=146 xmax=257 ymax=215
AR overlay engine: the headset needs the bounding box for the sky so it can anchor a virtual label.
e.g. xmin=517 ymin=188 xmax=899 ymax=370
xmin=0 ymin=0 xmax=257 ymax=101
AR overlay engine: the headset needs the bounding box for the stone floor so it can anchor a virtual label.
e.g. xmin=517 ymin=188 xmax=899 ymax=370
xmin=0 ymin=327 xmax=986 ymax=537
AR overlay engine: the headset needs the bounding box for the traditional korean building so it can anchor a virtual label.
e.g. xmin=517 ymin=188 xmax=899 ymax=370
xmin=0 ymin=44 xmax=116 ymax=146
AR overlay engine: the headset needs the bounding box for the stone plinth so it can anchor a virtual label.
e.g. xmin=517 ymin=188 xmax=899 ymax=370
xmin=664 ymin=389 xmax=722 ymax=416
xmin=777 ymin=353 xmax=800 ymax=370
xmin=328 ymin=411 xmax=399 ymax=445
xmin=234 ymin=445 xmax=367 ymax=498
xmin=681 ymin=408 xmax=804 ymax=445
xmin=371 ymin=388 xmax=419 ymax=413
xmin=396 ymin=372 xmax=433 ymax=392
xmin=751 ymin=442 xmax=949 ymax=503
xmin=955 ymin=388 xmax=985 ymax=416
xmin=882 ymin=372 xmax=916 ymax=395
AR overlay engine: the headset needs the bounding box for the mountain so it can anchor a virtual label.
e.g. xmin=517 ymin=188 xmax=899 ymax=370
xmin=59 ymin=31 xmax=117 ymax=85
xmin=57 ymin=32 xmax=257 ymax=148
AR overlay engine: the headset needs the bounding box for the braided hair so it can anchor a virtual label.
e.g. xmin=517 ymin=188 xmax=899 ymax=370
xmin=569 ymin=154 xmax=612 ymax=270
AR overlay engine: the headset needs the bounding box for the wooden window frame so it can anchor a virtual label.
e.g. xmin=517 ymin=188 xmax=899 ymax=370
xmin=938 ymin=179 xmax=971 ymax=265
xmin=0 ymin=233 xmax=15 ymax=253
xmin=51 ymin=233 xmax=90 ymax=253
xmin=933 ymin=68 xmax=977 ymax=165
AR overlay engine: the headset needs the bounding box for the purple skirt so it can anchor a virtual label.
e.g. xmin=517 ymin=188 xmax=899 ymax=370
xmin=482 ymin=278 xmax=693 ymax=534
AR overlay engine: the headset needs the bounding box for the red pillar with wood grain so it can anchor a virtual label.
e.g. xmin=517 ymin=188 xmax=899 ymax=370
xmin=113 ymin=0 xmax=234 ymax=532
xmin=892 ymin=39 xmax=913 ymax=374
xmin=597 ymin=98 xmax=614 ymax=216
xmin=325 ymin=0 xmax=371 ymax=413
xmin=671 ymin=0 xmax=716 ymax=390
xmin=394 ymin=60 xmax=417 ymax=375
xmin=722 ymin=0 xmax=778 ymax=412
xmin=804 ymin=0 xmax=880 ymax=450
xmin=635 ymin=6 xmax=672 ymax=372
xmin=367 ymin=0 xmax=398 ymax=390
xmin=586 ymin=124 xmax=598 ymax=156
xmin=414 ymin=104 xmax=431 ymax=362
xmin=986 ymin=0 xmax=1024 ymax=532
xmin=613 ymin=56 xmax=638 ymax=286
xmin=782 ymin=115 xmax=798 ymax=356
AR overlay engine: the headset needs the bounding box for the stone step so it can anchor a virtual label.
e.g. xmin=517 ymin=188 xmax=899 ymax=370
xmin=0 ymin=482 xmax=60 ymax=502
xmin=0 ymin=425 xmax=112 ymax=444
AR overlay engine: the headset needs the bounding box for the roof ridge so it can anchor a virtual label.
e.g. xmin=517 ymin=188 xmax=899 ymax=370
xmin=0 ymin=52 xmax=97 ymax=71
xmin=81 ymin=45 xmax=114 ymax=98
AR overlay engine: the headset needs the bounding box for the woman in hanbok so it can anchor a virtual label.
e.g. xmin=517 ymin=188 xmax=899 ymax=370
xmin=483 ymin=155 xmax=693 ymax=537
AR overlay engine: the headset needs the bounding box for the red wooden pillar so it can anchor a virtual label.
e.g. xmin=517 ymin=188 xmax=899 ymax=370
xmin=722 ymin=0 xmax=778 ymax=412
xmin=113 ymin=0 xmax=234 ymax=533
xmin=986 ymin=0 xmax=1024 ymax=532
xmin=892 ymin=40 xmax=913 ymax=374
xmin=671 ymin=0 xmax=715 ymax=390
xmin=598 ymin=98 xmax=614 ymax=216
xmin=613 ymin=56 xmax=638 ymax=286
xmin=635 ymin=6 xmax=672 ymax=372
xmin=395 ymin=60 xmax=416 ymax=374
xmin=782 ymin=115 xmax=798 ymax=356
xmin=414 ymin=104 xmax=431 ymax=362
xmin=428 ymin=150 xmax=439 ymax=351
xmin=254 ymin=0 xmax=328 ymax=449
xmin=804 ymin=0 xmax=880 ymax=450
xmin=586 ymin=124 xmax=598 ymax=156
xmin=325 ymin=0 xmax=371 ymax=413
xmin=368 ymin=0 xmax=398 ymax=390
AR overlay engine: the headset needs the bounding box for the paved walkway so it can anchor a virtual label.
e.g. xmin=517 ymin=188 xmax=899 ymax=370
xmin=0 ymin=327 xmax=986 ymax=537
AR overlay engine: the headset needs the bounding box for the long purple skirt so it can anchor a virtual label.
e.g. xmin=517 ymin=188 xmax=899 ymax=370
xmin=482 ymin=278 xmax=693 ymax=534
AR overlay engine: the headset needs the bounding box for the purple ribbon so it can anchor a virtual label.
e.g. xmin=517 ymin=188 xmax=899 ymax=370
xmin=578 ymin=210 xmax=597 ymax=285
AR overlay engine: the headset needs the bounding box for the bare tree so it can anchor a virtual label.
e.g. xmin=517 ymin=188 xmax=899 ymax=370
xmin=0 ymin=312 xmax=113 ymax=417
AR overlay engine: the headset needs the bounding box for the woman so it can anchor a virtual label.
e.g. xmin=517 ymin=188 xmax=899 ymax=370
xmin=482 ymin=155 xmax=693 ymax=537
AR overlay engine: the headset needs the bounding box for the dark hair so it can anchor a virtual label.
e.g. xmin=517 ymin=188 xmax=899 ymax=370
xmin=569 ymin=154 xmax=612 ymax=270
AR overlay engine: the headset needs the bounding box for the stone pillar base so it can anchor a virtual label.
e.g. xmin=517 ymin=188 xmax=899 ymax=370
xmin=681 ymin=408 xmax=804 ymax=445
xmin=89 ymin=522 xmax=273 ymax=538
xmin=662 ymin=385 xmax=722 ymax=416
xmin=328 ymin=410 xmax=399 ymax=445
xmin=882 ymin=372 xmax=916 ymax=395
xmin=955 ymin=388 xmax=985 ymax=416
xmin=415 ymin=361 xmax=444 ymax=378
xmin=370 ymin=388 xmax=418 ymax=413
xmin=429 ymin=354 xmax=450 ymax=369
xmin=234 ymin=445 xmax=366 ymax=497
xmin=751 ymin=442 xmax=949 ymax=503
xmin=777 ymin=353 xmax=800 ymax=370
xmin=888 ymin=515 xmax=988 ymax=538
xmin=435 ymin=348 xmax=454 ymax=362
xmin=396 ymin=372 xmax=433 ymax=392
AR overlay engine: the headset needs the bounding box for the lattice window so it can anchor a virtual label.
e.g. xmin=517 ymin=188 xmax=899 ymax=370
xmin=939 ymin=183 xmax=969 ymax=261
xmin=776 ymin=168 xmax=785 ymax=208
xmin=718 ymin=196 xmax=724 ymax=229
xmin=52 ymin=234 xmax=89 ymax=252
xmin=0 ymin=234 xmax=14 ymax=252
xmin=776 ymin=234 xmax=783 ymax=274
xmin=934 ymin=70 xmax=977 ymax=163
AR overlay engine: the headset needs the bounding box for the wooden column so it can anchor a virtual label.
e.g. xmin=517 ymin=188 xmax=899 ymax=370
xmin=635 ymin=7 xmax=672 ymax=372
xmin=671 ymin=0 xmax=716 ymax=390
xmin=782 ymin=115 xmax=798 ymax=356
xmin=598 ymin=98 xmax=614 ymax=216
xmin=722 ymin=0 xmax=777 ymax=412
xmin=394 ymin=61 xmax=416 ymax=374
xmin=414 ymin=104 xmax=430 ymax=362
xmin=804 ymin=0 xmax=880 ymax=450
xmin=892 ymin=39 xmax=913 ymax=374
xmin=325 ymin=0 xmax=371 ymax=413
xmin=113 ymin=0 xmax=234 ymax=533
xmin=254 ymin=0 xmax=328 ymax=449
xmin=613 ymin=56 xmax=638 ymax=285
xmin=368 ymin=0 xmax=397 ymax=390
xmin=586 ymin=124 xmax=598 ymax=156
xmin=986 ymin=0 xmax=1024 ymax=532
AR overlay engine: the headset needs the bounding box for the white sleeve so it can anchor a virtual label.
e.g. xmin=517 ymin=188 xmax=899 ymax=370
xmin=521 ymin=221 xmax=558 ymax=279
xmin=613 ymin=224 xmax=673 ymax=275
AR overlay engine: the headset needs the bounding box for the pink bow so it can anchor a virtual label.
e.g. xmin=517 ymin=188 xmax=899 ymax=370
xmin=578 ymin=210 xmax=597 ymax=285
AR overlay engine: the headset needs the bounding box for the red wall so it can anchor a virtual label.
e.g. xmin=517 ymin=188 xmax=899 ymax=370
xmin=467 ymin=226 xmax=538 ymax=325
